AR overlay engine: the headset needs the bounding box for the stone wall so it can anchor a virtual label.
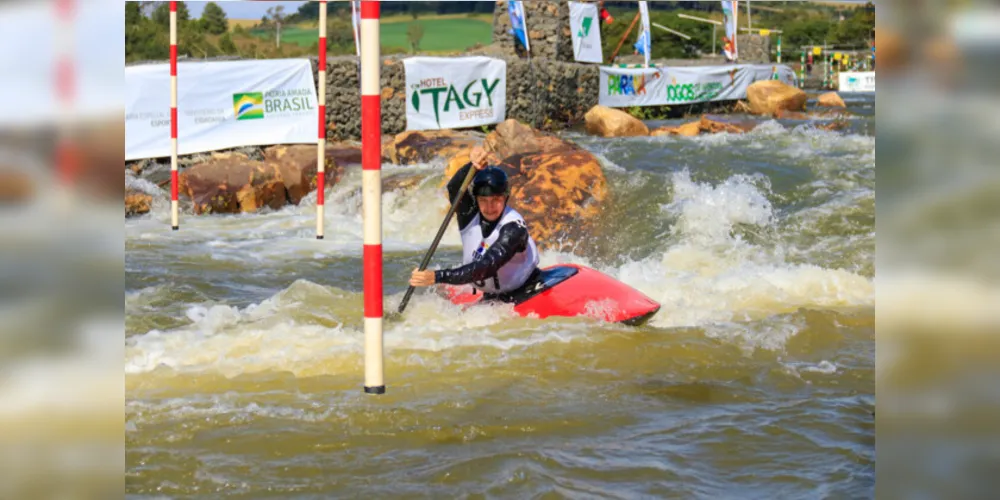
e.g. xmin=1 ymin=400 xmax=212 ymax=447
xmin=490 ymin=0 xmax=582 ymax=62
xmin=317 ymin=55 xmax=600 ymax=141
xmin=737 ymin=34 xmax=772 ymax=64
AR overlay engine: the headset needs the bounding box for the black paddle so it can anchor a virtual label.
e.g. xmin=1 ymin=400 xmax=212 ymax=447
xmin=394 ymin=161 xmax=479 ymax=315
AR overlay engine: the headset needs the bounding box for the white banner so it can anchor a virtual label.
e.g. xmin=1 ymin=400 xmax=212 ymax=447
xmin=569 ymin=2 xmax=603 ymax=63
xmin=125 ymin=59 xmax=318 ymax=161
xmin=599 ymin=64 xmax=797 ymax=107
xmin=404 ymin=56 xmax=507 ymax=131
xmin=838 ymin=71 xmax=875 ymax=92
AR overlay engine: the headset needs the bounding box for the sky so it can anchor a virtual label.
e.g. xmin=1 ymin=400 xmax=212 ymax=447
xmin=185 ymin=1 xmax=309 ymax=20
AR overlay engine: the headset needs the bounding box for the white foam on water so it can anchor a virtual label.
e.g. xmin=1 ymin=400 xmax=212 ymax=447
xmin=590 ymin=150 xmax=629 ymax=174
xmin=126 ymin=391 xmax=353 ymax=427
xmin=124 ymin=278 xmax=598 ymax=378
xmin=661 ymin=169 xmax=775 ymax=247
xmin=125 ymin=171 xmax=164 ymax=197
xmin=611 ymin=170 xmax=873 ymax=339
xmin=124 ymin=162 xmax=473 ymax=261
xmin=781 ymin=360 xmax=840 ymax=380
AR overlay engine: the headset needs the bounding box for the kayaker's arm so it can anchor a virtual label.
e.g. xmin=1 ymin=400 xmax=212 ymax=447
xmin=447 ymin=162 xmax=478 ymax=231
xmin=434 ymin=221 xmax=529 ymax=285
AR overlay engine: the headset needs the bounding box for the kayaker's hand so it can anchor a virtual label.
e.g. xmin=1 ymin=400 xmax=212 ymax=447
xmin=410 ymin=268 xmax=436 ymax=287
xmin=470 ymin=146 xmax=489 ymax=170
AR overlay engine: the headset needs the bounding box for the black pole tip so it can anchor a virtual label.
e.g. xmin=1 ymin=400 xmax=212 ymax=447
xmin=171 ymin=226 xmax=179 ymax=231
xmin=364 ymin=385 xmax=386 ymax=395
xmin=317 ymin=235 xmax=324 ymax=240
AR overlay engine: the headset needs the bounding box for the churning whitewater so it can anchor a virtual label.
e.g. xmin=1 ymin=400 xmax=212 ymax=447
xmin=126 ymin=104 xmax=875 ymax=497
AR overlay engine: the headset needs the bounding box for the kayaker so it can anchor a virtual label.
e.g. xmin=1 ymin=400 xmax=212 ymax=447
xmin=408 ymin=145 xmax=541 ymax=302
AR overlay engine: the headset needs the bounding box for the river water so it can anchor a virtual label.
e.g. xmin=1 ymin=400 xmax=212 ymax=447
xmin=125 ymin=96 xmax=875 ymax=498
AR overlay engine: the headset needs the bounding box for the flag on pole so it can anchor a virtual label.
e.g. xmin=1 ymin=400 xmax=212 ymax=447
xmin=634 ymin=1 xmax=651 ymax=67
xmin=508 ymin=1 xmax=530 ymax=53
xmin=721 ymin=0 xmax=739 ymax=62
xmin=351 ymin=1 xmax=361 ymax=57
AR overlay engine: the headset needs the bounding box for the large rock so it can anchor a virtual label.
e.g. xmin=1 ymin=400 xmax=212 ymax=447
xmin=483 ymin=119 xmax=576 ymax=159
xmin=496 ymin=148 xmax=608 ymax=252
xmin=651 ymin=116 xmax=755 ymax=137
xmin=178 ymin=158 xmax=287 ymax=215
xmin=817 ymin=92 xmax=846 ymax=108
xmin=325 ymin=143 xmax=364 ymax=166
xmin=583 ymin=105 xmax=650 ymax=137
xmin=746 ymin=80 xmax=808 ymax=117
xmin=443 ymin=120 xmax=608 ymax=252
xmin=382 ymin=129 xmax=483 ymax=165
xmin=125 ymin=189 xmax=152 ymax=217
xmin=262 ymin=144 xmax=344 ymax=205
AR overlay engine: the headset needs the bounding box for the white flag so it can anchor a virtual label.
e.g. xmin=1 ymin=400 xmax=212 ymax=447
xmin=351 ymin=1 xmax=361 ymax=57
xmin=508 ymin=0 xmax=530 ymax=54
xmin=721 ymin=1 xmax=739 ymax=62
xmin=635 ymin=1 xmax=651 ymax=67
xmin=569 ymin=2 xmax=603 ymax=63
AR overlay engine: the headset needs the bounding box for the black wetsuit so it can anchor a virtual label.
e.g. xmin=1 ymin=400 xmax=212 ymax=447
xmin=433 ymin=163 xmax=537 ymax=298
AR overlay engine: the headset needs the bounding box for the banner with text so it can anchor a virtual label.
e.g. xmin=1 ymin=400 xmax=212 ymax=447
xmin=838 ymin=71 xmax=875 ymax=92
xmin=569 ymin=2 xmax=603 ymax=63
xmin=404 ymin=56 xmax=507 ymax=131
xmin=125 ymin=58 xmax=317 ymax=161
xmin=599 ymin=64 xmax=797 ymax=107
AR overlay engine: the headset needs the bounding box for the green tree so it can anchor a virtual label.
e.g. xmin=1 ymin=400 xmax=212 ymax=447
xmin=828 ymin=4 xmax=874 ymax=48
xmin=218 ymin=32 xmax=237 ymax=54
xmin=326 ymin=16 xmax=355 ymax=52
xmin=126 ymin=2 xmax=168 ymax=62
xmin=152 ymin=1 xmax=190 ymax=27
xmin=178 ymin=23 xmax=216 ymax=58
xmin=201 ymin=1 xmax=228 ymax=35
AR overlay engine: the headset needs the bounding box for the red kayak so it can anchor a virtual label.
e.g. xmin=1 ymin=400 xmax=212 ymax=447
xmin=443 ymin=264 xmax=661 ymax=326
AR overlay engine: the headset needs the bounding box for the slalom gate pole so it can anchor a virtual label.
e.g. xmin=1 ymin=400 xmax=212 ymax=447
xmin=317 ymin=1 xmax=327 ymax=239
xmin=360 ymin=0 xmax=384 ymax=395
xmin=170 ymin=1 xmax=179 ymax=230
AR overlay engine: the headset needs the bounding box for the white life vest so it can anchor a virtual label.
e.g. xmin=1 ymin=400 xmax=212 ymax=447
xmin=459 ymin=206 xmax=540 ymax=294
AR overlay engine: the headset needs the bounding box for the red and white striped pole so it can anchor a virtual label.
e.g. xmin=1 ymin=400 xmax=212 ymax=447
xmin=316 ymin=1 xmax=327 ymax=239
xmin=54 ymin=0 xmax=77 ymax=188
xmin=170 ymin=1 xmax=179 ymax=230
xmin=361 ymin=0 xmax=384 ymax=395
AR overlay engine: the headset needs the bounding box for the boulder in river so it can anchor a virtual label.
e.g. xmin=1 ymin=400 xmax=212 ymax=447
xmin=444 ymin=119 xmax=608 ymax=252
xmin=746 ymin=80 xmax=808 ymax=117
xmin=817 ymin=92 xmax=846 ymax=108
xmin=179 ymin=158 xmax=288 ymax=214
xmin=583 ymin=105 xmax=650 ymax=138
xmin=382 ymin=129 xmax=483 ymax=165
xmin=125 ymin=189 xmax=152 ymax=217
xmin=262 ymin=144 xmax=345 ymax=205
xmin=177 ymin=144 xmax=348 ymax=215
xmin=651 ymin=116 xmax=755 ymax=137
xmin=484 ymin=118 xmax=578 ymax=158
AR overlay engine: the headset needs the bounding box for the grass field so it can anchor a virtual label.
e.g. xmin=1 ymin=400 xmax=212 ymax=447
xmin=237 ymin=15 xmax=493 ymax=53
xmin=381 ymin=18 xmax=493 ymax=52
